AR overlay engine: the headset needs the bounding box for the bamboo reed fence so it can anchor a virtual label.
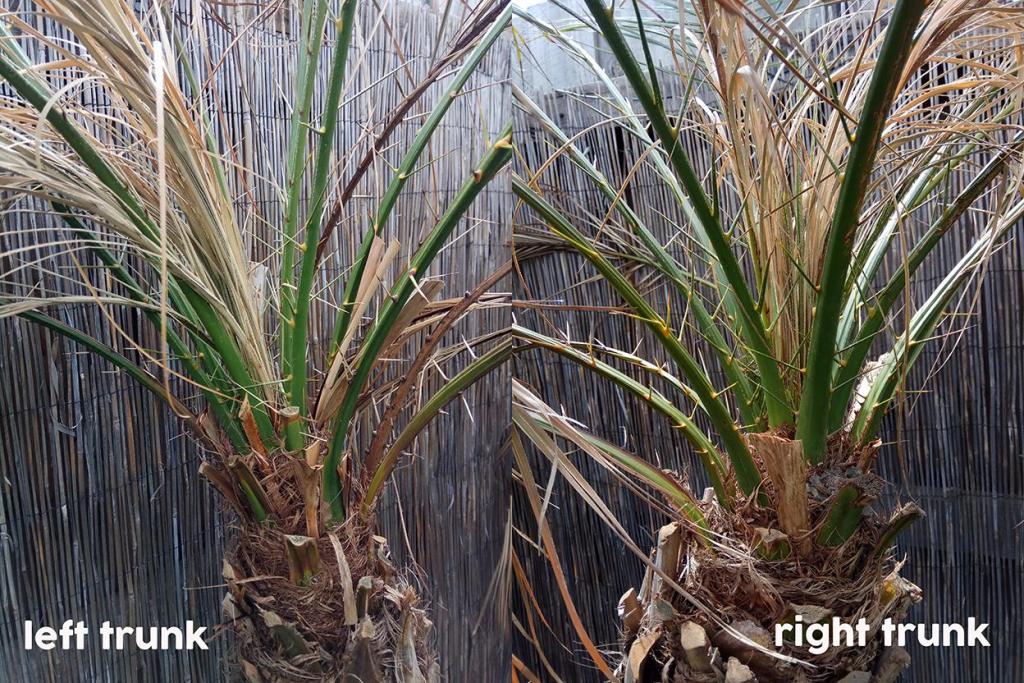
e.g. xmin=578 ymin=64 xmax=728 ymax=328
xmin=0 ymin=1 xmax=510 ymax=680
xmin=512 ymin=55 xmax=1024 ymax=683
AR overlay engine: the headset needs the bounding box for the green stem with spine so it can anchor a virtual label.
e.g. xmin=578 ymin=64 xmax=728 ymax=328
xmin=514 ymin=85 xmax=758 ymax=427
xmin=0 ymin=50 xmax=279 ymax=447
xmin=796 ymin=0 xmax=926 ymax=463
xmin=361 ymin=340 xmax=514 ymax=511
xmin=56 ymin=208 xmax=249 ymax=452
xmin=15 ymin=310 xmax=219 ymax=447
xmin=829 ymin=139 xmax=1020 ymax=431
xmin=514 ymin=175 xmax=761 ymax=496
xmin=327 ymin=5 xmax=511 ymax=359
xmin=579 ymin=0 xmax=791 ymax=428
xmin=280 ymin=0 xmax=332 ymax=382
xmin=322 ymin=126 xmax=513 ymax=520
xmin=515 ymin=326 xmax=730 ymax=503
xmin=285 ymin=0 xmax=359 ymax=451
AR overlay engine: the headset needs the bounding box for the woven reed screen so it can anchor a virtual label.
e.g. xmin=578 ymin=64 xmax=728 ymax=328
xmin=512 ymin=35 xmax=1024 ymax=683
xmin=0 ymin=1 xmax=510 ymax=680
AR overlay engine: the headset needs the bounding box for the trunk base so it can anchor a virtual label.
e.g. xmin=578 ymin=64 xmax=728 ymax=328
xmin=222 ymin=519 xmax=438 ymax=682
xmin=619 ymin=434 xmax=921 ymax=682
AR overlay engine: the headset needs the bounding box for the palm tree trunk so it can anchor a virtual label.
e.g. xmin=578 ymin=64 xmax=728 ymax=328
xmin=617 ymin=435 xmax=921 ymax=683
xmin=206 ymin=453 xmax=438 ymax=682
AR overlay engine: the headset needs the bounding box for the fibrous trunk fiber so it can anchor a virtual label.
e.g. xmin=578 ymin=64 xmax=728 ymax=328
xmin=616 ymin=433 xmax=921 ymax=683
xmin=223 ymin=521 xmax=438 ymax=682
xmin=203 ymin=450 xmax=438 ymax=682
